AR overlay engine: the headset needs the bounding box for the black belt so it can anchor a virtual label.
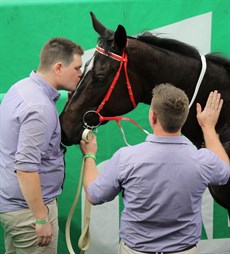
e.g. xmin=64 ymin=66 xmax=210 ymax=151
xmin=145 ymin=244 xmax=197 ymax=254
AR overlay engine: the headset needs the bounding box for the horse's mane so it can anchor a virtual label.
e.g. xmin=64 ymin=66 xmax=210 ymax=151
xmin=206 ymin=53 xmax=230 ymax=71
xmin=136 ymin=32 xmax=230 ymax=70
xmin=136 ymin=32 xmax=201 ymax=59
xmin=98 ymin=30 xmax=230 ymax=70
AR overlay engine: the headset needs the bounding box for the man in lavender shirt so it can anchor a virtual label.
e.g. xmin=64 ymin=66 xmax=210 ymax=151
xmin=0 ymin=38 xmax=83 ymax=253
xmin=80 ymin=84 xmax=230 ymax=254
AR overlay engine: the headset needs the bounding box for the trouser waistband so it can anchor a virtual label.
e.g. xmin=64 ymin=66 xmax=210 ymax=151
xmin=146 ymin=244 xmax=197 ymax=254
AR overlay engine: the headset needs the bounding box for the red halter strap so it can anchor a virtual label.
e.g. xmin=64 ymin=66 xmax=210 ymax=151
xmin=95 ymin=45 xmax=136 ymax=113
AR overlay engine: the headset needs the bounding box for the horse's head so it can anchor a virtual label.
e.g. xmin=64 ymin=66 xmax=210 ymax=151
xmin=60 ymin=12 xmax=139 ymax=145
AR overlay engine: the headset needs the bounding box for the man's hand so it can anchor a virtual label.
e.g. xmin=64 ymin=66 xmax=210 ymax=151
xmin=80 ymin=135 xmax=97 ymax=156
xmin=196 ymin=90 xmax=229 ymax=164
xmin=196 ymin=90 xmax=223 ymax=131
xmin=36 ymin=222 xmax=53 ymax=247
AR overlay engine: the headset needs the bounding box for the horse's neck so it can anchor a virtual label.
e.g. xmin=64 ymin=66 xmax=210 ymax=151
xmin=130 ymin=45 xmax=202 ymax=104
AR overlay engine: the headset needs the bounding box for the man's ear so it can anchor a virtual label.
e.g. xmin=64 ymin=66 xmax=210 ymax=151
xmin=149 ymin=109 xmax=157 ymax=126
xmin=54 ymin=62 xmax=63 ymax=76
xmin=152 ymin=110 xmax=157 ymax=124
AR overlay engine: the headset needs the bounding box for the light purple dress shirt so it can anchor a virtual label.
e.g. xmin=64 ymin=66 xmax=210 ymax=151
xmin=0 ymin=71 xmax=65 ymax=212
xmin=88 ymin=134 xmax=230 ymax=252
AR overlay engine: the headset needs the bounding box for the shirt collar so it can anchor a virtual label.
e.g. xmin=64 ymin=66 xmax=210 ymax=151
xmin=146 ymin=133 xmax=193 ymax=145
xmin=30 ymin=71 xmax=60 ymax=102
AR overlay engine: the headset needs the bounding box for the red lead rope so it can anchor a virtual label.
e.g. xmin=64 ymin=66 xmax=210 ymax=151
xmin=99 ymin=115 xmax=149 ymax=134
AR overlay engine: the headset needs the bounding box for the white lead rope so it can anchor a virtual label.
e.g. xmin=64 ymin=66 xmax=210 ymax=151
xmin=65 ymin=158 xmax=91 ymax=254
xmin=78 ymin=198 xmax=91 ymax=253
xmin=66 ymin=129 xmax=93 ymax=254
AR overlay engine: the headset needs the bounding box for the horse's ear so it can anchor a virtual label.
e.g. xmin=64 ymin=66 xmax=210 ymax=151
xmin=114 ymin=25 xmax=127 ymax=50
xmin=90 ymin=11 xmax=107 ymax=36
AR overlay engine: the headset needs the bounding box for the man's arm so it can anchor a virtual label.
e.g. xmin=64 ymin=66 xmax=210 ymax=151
xmin=196 ymin=90 xmax=229 ymax=165
xmin=80 ymin=135 xmax=99 ymax=203
xmin=17 ymin=170 xmax=53 ymax=246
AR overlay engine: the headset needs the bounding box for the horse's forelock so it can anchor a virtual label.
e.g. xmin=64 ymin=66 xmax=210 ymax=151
xmin=98 ymin=29 xmax=115 ymax=53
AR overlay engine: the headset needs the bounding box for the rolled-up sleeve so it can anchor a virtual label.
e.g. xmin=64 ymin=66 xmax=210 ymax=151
xmin=15 ymin=105 xmax=56 ymax=172
xmin=87 ymin=151 xmax=122 ymax=205
xmin=199 ymin=148 xmax=230 ymax=185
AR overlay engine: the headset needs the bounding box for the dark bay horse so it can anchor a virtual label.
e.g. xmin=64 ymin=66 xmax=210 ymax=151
xmin=60 ymin=12 xmax=230 ymax=216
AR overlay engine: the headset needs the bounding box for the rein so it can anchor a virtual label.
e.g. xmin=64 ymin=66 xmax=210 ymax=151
xmin=83 ymin=110 xmax=149 ymax=146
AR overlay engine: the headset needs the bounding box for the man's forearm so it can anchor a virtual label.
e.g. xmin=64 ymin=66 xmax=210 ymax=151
xmin=17 ymin=170 xmax=47 ymax=220
xmin=203 ymin=128 xmax=229 ymax=165
xmin=83 ymin=157 xmax=99 ymax=203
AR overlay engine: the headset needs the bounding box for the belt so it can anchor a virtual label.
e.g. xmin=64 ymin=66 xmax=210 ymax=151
xmin=146 ymin=244 xmax=197 ymax=254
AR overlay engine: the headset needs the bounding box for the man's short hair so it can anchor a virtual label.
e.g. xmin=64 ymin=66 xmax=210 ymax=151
xmin=38 ymin=37 xmax=84 ymax=71
xmin=151 ymin=83 xmax=189 ymax=132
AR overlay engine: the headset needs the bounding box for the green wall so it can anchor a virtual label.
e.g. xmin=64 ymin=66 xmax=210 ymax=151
xmin=1 ymin=1 xmax=229 ymax=253
xmin=1 ymin=0 xmax=230 ymax=96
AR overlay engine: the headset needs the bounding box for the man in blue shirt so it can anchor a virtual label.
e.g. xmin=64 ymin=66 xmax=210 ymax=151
xmin=80 ymin=84 xmax=230 ymax=254
xmin=0 ymin=38 xmax=83 ymax=253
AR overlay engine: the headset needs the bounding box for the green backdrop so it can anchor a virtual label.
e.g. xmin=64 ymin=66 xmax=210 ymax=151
xmin=0 ymin=1 xmax=230 ymax=253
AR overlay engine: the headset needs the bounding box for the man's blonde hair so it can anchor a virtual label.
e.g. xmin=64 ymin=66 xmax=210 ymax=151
xmin=151 ymin=83 xmax=189 ymax=132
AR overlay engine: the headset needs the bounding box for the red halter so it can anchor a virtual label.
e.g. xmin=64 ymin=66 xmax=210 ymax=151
xmin=82 ymin=44 xmax=149 ymax=146
xmin=95 ymin=45 xmax=136 ymax=113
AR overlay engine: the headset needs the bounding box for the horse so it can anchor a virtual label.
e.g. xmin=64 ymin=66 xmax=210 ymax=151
xmin=59 ymin=12 xmax=230 ymax=217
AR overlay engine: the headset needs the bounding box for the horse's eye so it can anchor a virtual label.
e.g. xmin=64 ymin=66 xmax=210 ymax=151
xmin=94 ymin=74 xmax=105 ymax=83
